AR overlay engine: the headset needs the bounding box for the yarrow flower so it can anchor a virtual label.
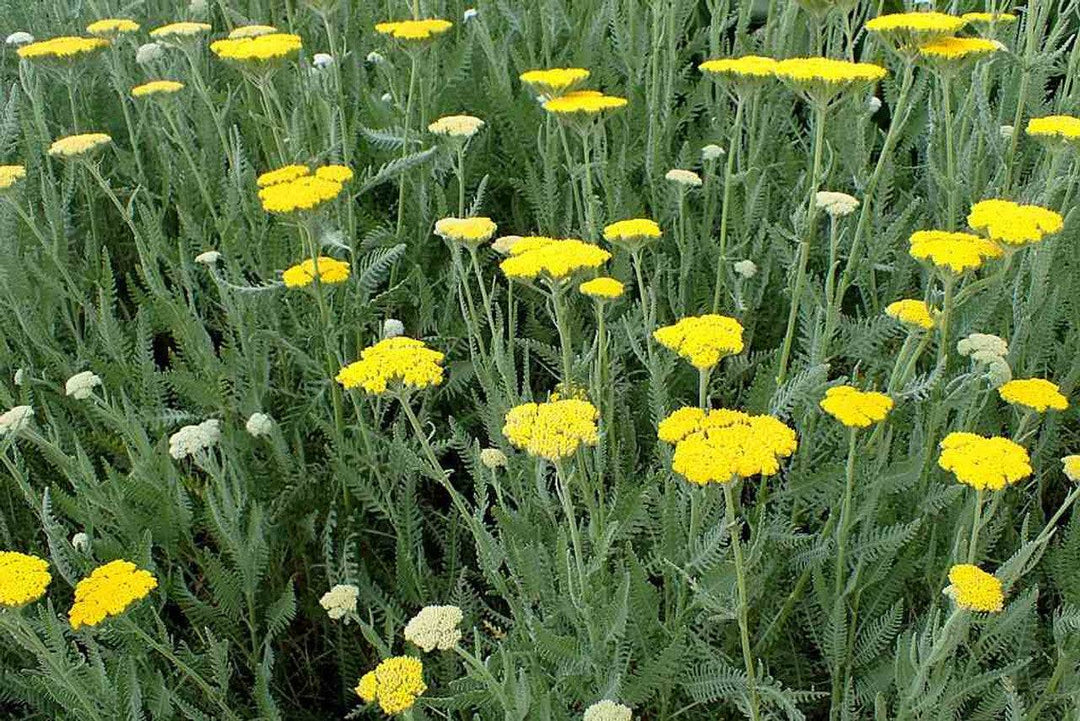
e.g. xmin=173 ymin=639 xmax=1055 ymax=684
xmin=168 ymin=419 xmax=221 ymax=459
xmin=136 ymin=42 xmax=165 ymax=64
xmin=998 ymin=378 xmax=1068 ymax=413
xmin=909 ymin=229 xmax=1003 ymax=273
xmin=383 ymin=318 xmax=406 ymax=338
xmin=71 ymin=532 xmax=91 ymax=553
xmin=0 ymin=551 xmax=51 ymax=607
xmin=500 ymin=237 xmax=611 ymax=283
xmin=967 ymin=199 xmax=1063 ymax=246
xmin=1063 ymin=455 xmax=1080 ymax=482
xmin=404 ymin=605 xmax=463 ymax=651
xmin=17 ymin=36 xmax=109 ymax=61
xmin=938 ymin=432 xmax=1032 ymax=491
xmin=602 ymin=218 xmax=662 ymax=253
xmin=543 ymin=90 xmax=628 ymax=115
xmin=149 ymin=22 xmax=212 ymax=39
xmin=428 ymin=114 xmax=485 ymax=138
xmin=665 ymin=168 xmax=703 ymax=187
xmin=356 ymin=657 xmax=426 ymax=714
xmin=258 ymin=173 xmax=346 ymax=213
xmin=701 ymin=143 xmax=725 ymax=161
xmin=336 ymin=337 xmax=445 ymax=395
xmin=815 ymin=190 xmax=859 ymax=217
xmin=227 ymin=24 xmax=278 ymax=39
xmin=0 ymin=165 xmax=26 ymax=191
xmin=1026 ymin=115 xmax=1080 ymax=145
xmin=579 ymin=276 xmax=624 ymax=300
xmin=654 ymin=314 xmax=745 ymax=370
xmin=48 ymin=133 xmax=112 ymax=159
xmin=480 ymin=448 xmax=507 ymax=469
xmin=375 ymin=18 xmax=453 ymax=41
xmin=734 ymin=259 xmax=757 ymax=278
xmin=5 ymin=32 xmax=34 ymax=46
xmin=257 ymin=164 xmax=310 ymax=187
xmin=65 ymin=370 xmax=102 ymax=399
xmin=819 ymin=386 xmax=893 ymax=428
xmin=699 ymin=55 xmax=779 ymax=83
xmin=210 ymin=33 xmax=302 ymax=64
xmin=195 ymin=250 xmax=221 ymax=265
xmin=886 ymin=299 xmax=936 ymax=330
xmin=86 ymin=18 xmax=140 ymax=37
xmin=0 ymin=405 xmax=33 ymax=435
xmin=69 ymin=560 xmax=158 ymax=630
xmin=945 ymin=564 xmax=1004 ymax=613
xmin=319 ymin=584 xmax=359 ymax=620
xmin=958 ymin=333 xmax=1012 ymax=387
xmin=865 ymin=12 xmax=967 ymax=48
xmin=503 ymin=400 xmax=599 ymax=462
xmin=962 ymin=12 xmax=1017 ymax=25
xmin=774 ymin=57 xmax=887 ymax=104
xmin=131 ymin=80 xmax=185 ymax=98
xmin=918 ymin=36 xmax=1001 ymax=62
xmin=245 ymin=412 xmax=274 ymax=437
xmin=519 ymin=68 xmax=590 ymax=97
xmin=282 ymin=257 xmax=351 ymax=288
xmin=584 ymin=699 xmax=634 ymax=721
xmin=434 ymin=216 xmax=497 ymax=247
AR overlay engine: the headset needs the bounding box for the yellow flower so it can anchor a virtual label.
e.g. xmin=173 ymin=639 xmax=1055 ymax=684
xmin=918 ymin=36 xmax=1001 ymax=62
xmin=653 ymin=314 xmax=745 ymax=370
xmin=658 ymin=407 xmax=797 ymax=485
xmin=699 ymin=55 xmax=779 ymax=88
xmin=258 ymin=176 xmax=344 ymax=213
xmin=543 ymin=90 xmax=628 ymax=115
xmin=336 ymin=337 xmax=445 ymax=395
xmin=820 ymin=386 xmax=893 ymax=428
xmin=961 ymin=12 xmax=1017 ymax=25
xmin=69 ymin=560 xmax=158 ymax=630
xmin=228 ymin=24 xmax=278 ymax=39
xmin=579 ymin=276 xmax=624 ymax=300
xmin=602 ymin=218 xmax=662 ymax=252
xmin=17 ymin=36 xmax=109 ymax=61
xmin=355 ymin=656 xmax=426 ymax=715
xmin=865 ymin=12 xmax=966 ymax=46
xmin=282 ymin=257 xmax=351 ymax=289
xmin=499 ymin=237 xmax=611 ymax=283
xmin=48 ymin=133 xmax=112 ymax=159
xmin=908 ymin=229 xmax=1003 ymax=273
xmin=0 ymin=165 xmax=27 ymax=191
xmin=967 ymin=199 xmax=1063 ymax=246
xmin=210 ymin=33 xmax=302 ymax=64
xmin=375 ymin=19 xmax=453 ymax=41
xmin=774 ymin=57 xmax=887 ymax=103
xmin=938 ymin=432 xmax=1032 ymax=491
xmin=86 ymin=18 xmax=140 ymax=37
xmin=0 ymin=551 xmax=51 ymax=607
xmin=998 ymin=378 xmax=1068 ymax=413
xmin=1063 ymin=455 xmax=1080 ymax=482
xmin=257 ymin=164 xmax=311 ymax=188
xmin=945 ymin=564 xmax=1004 ymax=613
xmin=885 ymin=299 xmax=936 ymax=330
xmin=428 ymin=114 xmax=485 ymax=138
xmin=502 ymin=399 xmax=599 ymax=462
xmin=434 ymin=216 xmax=498 ymax=247
xmin=1026 ymin=115 xmax=1080 ymax=144
xmin=149 ymin=22 xmax=212 ymax=39
xmin=131 ymin=80 xmax=185 ymax=98
xmin=314 ymin=164 xmax=354 ymax=184
xmin=519 ymin=68 xmax=590 ymax=96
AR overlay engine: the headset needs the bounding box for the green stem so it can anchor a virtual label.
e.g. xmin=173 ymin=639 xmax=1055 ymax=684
xmin=966 ymin=487 xmax=984 ymax=564
xmin=937 ymin=274 xmax=955 ymax=366
xmin=723 ymin=482 xmax=761 ymax=721
xmin=834 ymin=428 xmax=858 ymax=597
xmin=580 ymin=127 xmax=596 ymax=240
xmin=941 ymin=73 xmax=958 ymax=229
xmin=396 ymin=53 xmax=419 ymax=239
xmin=713 ymin=95 xmax=744 ymax=313
xmin=550 ymin=282 xmax=574 ymax=383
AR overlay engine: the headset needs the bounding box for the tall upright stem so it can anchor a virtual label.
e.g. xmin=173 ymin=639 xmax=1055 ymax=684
xmin=966 ymin=487 xmax=984 ymax=564
xmin=724 ymin=482 xmax=761 ymax=721
xmin=395 ymin=53 xmax=419 ymax=238
xmin=550 ymin=283 xmax=574 ymax=383
xmin=834 ymin=429 xmax=858 ymax=596
xmin=580 ymin=128 xmax=597 ymax=240
xmin=940 ymin=74 xmax=958 ymax=230
xmin=713 ymin=95 xmax=745 ymax=312
xmin=937 ymin=274 xmax=955 ymax=366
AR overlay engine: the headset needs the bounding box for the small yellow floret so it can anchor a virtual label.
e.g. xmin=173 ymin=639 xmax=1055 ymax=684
xmin=257 ymin=164 xmax=311 ymax=188
xmin=434 ymin=217 xmax=498 ymax=246
xmin=228 ymin=25 xmax=278 ymax=39
xmin=653 ymin=314 xmax=745 ymax=370
xmin=17 ymin=36 xmax=109 ymax=60
xmin=1063 ymin=455 xmax=1080 ymax=482
xmin=0 ymin=165 xmax=27 ymax=191
xmin=967 ymin=199 xmax=1063 ymax=246
xmin=500 ymin=237 xmax=611 ymax=282
xmin=519 ymin=68 xmax=590 ymax=96
xmin=375 ymin=19 xmax=453 ymax=41
xmin=543 ymin=90 xmax=628 ymax=114
xmin=86 ymin=18 xmax=140 ymax=37
xmin=946 ymin=564 xmax=1004 ymax=612
xmin=998 ymin=378 xmax=1068 ymax=413
xmin=314 ymin=164 xmax=354 ymax=183
xmin=258 ymin=176 xmax=344 ymax=213
xmin=354 ymin=656 xmax=426 ymax=714
xmin=909 ymin=229 xmax=1003 ymax=273
xmin=885 ymin=299 xmax=936 ymax=330
xmin=48 ymin=133 xmax=112 ymax=158
xmin=131 ymin=80 xmax=185 ymax=98
xmin=502 ymin=400 xmax=599 ymax=462
xmin=699 ymin=55 xmax=779 ymax=79
xmin=282 ymin=257 xmax=351 ymax=289
xmin=819 ymin=385 xmax=893 ymax=428
xmin=918 ymin=36 xmax=1001 ymax=61
xmin=149 ymin=22 xmax=212 ymax=39
xmin=68 ymin=560 xmax=157 ymax=630
xmin=579 ymin=276 xmax=624 ymax=300
xmin=336 ymin=337 xmax=445 ymax=395
xmin=210 ymin=33 xmax=302 ymax=63
xmin=658 ymin=407 xmax=797 ymax=484
xmin=1026 ymin=115 xmax=1080 ymax=142
xmin=938 ymin=432 xmax=1032 ymax=491
xmin=0 ymin=551 xmax=51 ymax=607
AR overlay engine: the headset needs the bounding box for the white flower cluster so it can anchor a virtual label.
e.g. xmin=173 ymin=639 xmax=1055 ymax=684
xmin=245 ymin=412 xmax=275 ymax=438
xmin=815 ymin=191 xmax=859 ymax=218
xmin=665 ymin=168 xmax=702 ymax=187
xmin=404 ymin=605 xmax=463 ymax=651
xmin=168 ymin=419 xmax=221 ymax=459
xmin=583 ymin=700 xmax=633 ymax=721
xmin=957 ymin=333 xmax=1011 ymax=388
xmin=428 ymin=114 xmax=486 ymax=139
xmin=0 ymin=405 xmax=33 ymax=435
xmin=733 ymin=259 xmax=758 ymax=279
xmin=65 ymin=370 xmax=102 ymax=400
xmin=319 ymin=584 xmax=359 ymax=620
xmin=480 ymin=448 xmax=507 ymax=470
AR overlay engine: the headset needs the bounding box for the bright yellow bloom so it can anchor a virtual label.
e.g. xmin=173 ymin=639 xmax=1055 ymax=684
xmin=282 ymin=257 xmax=351 ymax=289
xmin=0 ymin=165 xmax=27 ymax=191
xmin=938 ymin=432 xmax=1032 ymax=491
xmin=998 ymin=378 xmax=1068 ymax=413
xmin=0 ymin=551 xmax=51 ymax=607
xmin=946 ymin=564 xmax=1004 ymax=613
xmin=774 ymin=57 xmax=887 ymax=102
xmin=86 ymin=18 xmax=140 ymax=37
xmin=17 ymin=36 xmax=109 ymax=61
xmin=428 ymin=114 xmax=485 ymax=138
xmin=355 ymin=656 xmax=426 ymax=714
xmin=908 ymin=229 xmax=1003 ymax=273
xmin=865 ymin=12 xmax=966 ymax=45
xmin=885 ymin=299 xmax=936 ymax=330
xmin=1026 ymin=115 xmax=1080 ymax=143
xmin=918 ymin=36 xmax=1001 ymax=62
xmin=375 ymin=19 xmax=453 ymax=41
xmin=1064 ymin=455 xmax=1080 ymax=482
xmin=502 ymin=399 xmax=599 ymax=462
xmin=314 ymin=164 xmax=354 ymax=184
xmin=228 ymin=24 xmax=278 ymax=39
xmin=699 ymin=55 xmax=779 ymax=81
xmin=210 ymin=33 xmax=302 ymax=63
xmin=961 ymin=12 xmax=1017 ymax=24
xmin=499 ymin=237 xmax=611 ymax=282
xmin=69 ymin=560 xmax=158 ymax=630
xmin=258 ymin=176 xmax=344 ymax=213
xmin=543 ymin=90 xmax=628 ymax=115
xmin=519 ymin=68 xmax=590 ymax=96
xmin=434 ymin=216 xmax=498 ymax=246
xmin=579 ymin=276 xmax=624 ymax=300
xmin=257 ymin=164 xmax=311 ymax=188
xmin=336 ymin=337 xmax=445 ymax=395
xmin=131 ymin=80 xmax=185 ymax=98
xmin=819 ymin=386 xmax=893 ymax=428
xmin=149 ymin=22 xmax=212 ymax=39
xmin=48 ymin=133 xmax=112 ymax=159
xmin=967 ymin=199 xmax=1063 ymax=246
xmin=602 ymin=218 xmax=662 ymax=252
xmin=653 ymin=314 xmax=744 ymax=370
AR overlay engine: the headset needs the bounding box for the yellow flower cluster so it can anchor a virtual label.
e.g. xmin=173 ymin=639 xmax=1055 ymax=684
xmin=17 ymin=36 xmax=109 ymax=61
xmin=699 ymin=55 xmax=779 ymax=80
xmin=502 ymin=399 xmax=599 ymax=462
xmin=885 ymin=299 xmax=936 ymax=330
xmin=336 ymin=337 xmax=445 ymax=395
xmin=48 ymin=132 xmax=113 ymax=159
xmin=819 ymin=386 xmax=894 ymax=428
xmin=918 ymin=36 xmax=1001 ymax=62
xmin=0 ymin=165 xmax=27 ymax=191
xmin=0 ymin=551 xmax=51 ymax=607
xmin=228 ymin=25 xmax=278 ymax=39
xmin=774 ymin=57 xmax=887 ymax=100
xmin=282 ymin=257 xmax=351 ymax=289
xmin=86 ymin=18 xmax=140 ymax=37
xmin=356 ymin=656 xmax=427 ymax=714
xmin=375 ymin=19 xmax=453 ymax=41
xmin=967 ymin=199 xmax=1063 ymax=246
xmin=653 ymin=314 xmax=745 ymax=370
xmin=131 ymin=80 xmax=185 ymax=98
xmin=865 ymin=12 xmax=966 ymax=39
xmin=434 ymin=216 xmax=497 ymax=246
xmin=1064 ymin=455 xmax=1080 ymax=482
xmin=257 ymin=164 xmax=311 ymax=187
xmin=602 ymin=218 xmax=662 ymax=252
xmin=544 ymin=90 xmax=628 ymax=115
xmin=908 ymin=229 xmax=1003 ymax=273
xmin=658 ymin=407 xmax=797 ymax=485
xmin=210 ymin=33 xmax=303 ymax=63
xmin=428 ymin=114 xmax=485 ymax=138
xmin=579 ymin=276 xmax=624 ymax=300
xmin=962 ymin=12 xmax=1017 ymax=25
xmin=998 ymin=378 xmax=1068 ymax=413
xmin=946 ymin=564 xmax=1004 ymax=613
xmin=69 ymin=560 xmax=158 ymax=630
xmin=149 ymin=22 xmax=212 ymax=39
xmin=256 ymin=163 xmax=352 ymax=213
xmin=520 ymin=68 xmax=591 ymax=96
xmin=1026 ymin=114 xmax=1080 ymax=142
xmin=500 ymin=237 xmax=611 ymax=282
xmin=938 ymin=432 xmax=1032 ymax=491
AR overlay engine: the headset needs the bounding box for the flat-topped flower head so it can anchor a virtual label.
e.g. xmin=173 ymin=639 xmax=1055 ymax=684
xmin=0 ymin=165 xmax=26 ymax=192
xmin=149 ymin=22 xmax=212 ymax=39
xmin=257 ymin=164 xmax=311 ymax=188
xmin=820 ymin=385 xmax=894 ymax=428
xmin=602 ymin=218 xmax=662 ymax=252
xmin=355 ymin=656 xmax=426 ymax=714
xmin=579 ymin=276 xmax=624 ymax=300
xmin=666 ymin=168 xmax=703 ymax=187
xmin=0 ymin=405 xmax=33 ymax=435
xmin=17 ymin=36 xmax=109 ymax=61
xmin=962 ymin=12 xmax=1017 ymax=26
xmin=700 ymin=55 xmax=778 ymax=92
xmin=0 ymin=551 xmax=51 ymax=607
xmin=544 ymin=90 xmax=628 ymax=115
xmin=957 ymin=332 xmax=1009 ymax=360
xmin=918 ymin=36 xmax=1001 ymax=63
xmin=258 ymin=175 xmax=344 ymax=213
xmin=404 ymin=605 xmax=463 ymax=651
xmin=131 ymin=80 xmax=185 ymax=98
xmin=282 ymin=257 xmax=351 ymax=288
xmin=319 ymin=583 xmax=358 ymax=619
xmin=500 ymin=237 xmax=611 ymax=283
xmin=434 ymin=216 xmax=497 ymax=247
xmin=865 ymin=12 xmax=966 ymax=49
xmin=998 ymin=378 xmax=1068 ymax=413
xmin=48 ymin=132 xmax=112 ymax=159
xmin=228 ymin=24 xmax=278 ymax=39
xmin=815 ymin=190 xmax=859 ymax=217
xmin=945 ymin=564 xmax=1004 ymax=612
xmin=336 ymin=337 xmax=445 ymax=395
xmin=584 ymin=700 xmax=634 ymax=721
xmin=938 ymin=432 xmax=1032 ymax=491
xmin=86 ymin=19 xmax=140 ymax=37
xmin=314 ymin=164 xmax=353 ymax=183
xmin=654 ymin=314 xmax=744 ymax=369
xmin=658 ymin=407 xmax=797 ymax=484
xmin=211 ymin=33 xmax=302 ymax=64
xmin=909 ymin=229 xmax=1003 ymax=273
xmin=428 ymin=114 xmax=485 ymax=138
xmin=503 ymin=399 xmax=599 ymax=462
xmin=886 ymin=299 xmax=936 ymax=330
xmin=69 ymin=560 xmax=158 ymax=629
xmin=1064 ymin=455 xmax=1080 ymax=482
xmin=967 ymin=199 xmax=1063 ymax=246
xmin=519 ymin=68 xmax=590 ymax=97
xmin=774 ymin=57 xmax=887 ymax=104
xmin=1026 ymin=115 xmax=1080 ymax=146
xmin=375 ymin=18 xmax=453 ymax=41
